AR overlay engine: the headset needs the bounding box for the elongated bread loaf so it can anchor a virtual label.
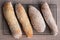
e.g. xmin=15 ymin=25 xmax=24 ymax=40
xmin=15 ymin=3 xmax=33 ymax=38
xmin=3 ymin=2 xmax=22 ymax=39
xmin=41 ymin=2 xmax=58 ymax=36
xmin=29 ymin=5 xmax=46 ymax=32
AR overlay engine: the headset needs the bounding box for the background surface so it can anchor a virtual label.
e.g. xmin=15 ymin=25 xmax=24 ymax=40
xmin=0 ymin=0 xmax=60 ymax=40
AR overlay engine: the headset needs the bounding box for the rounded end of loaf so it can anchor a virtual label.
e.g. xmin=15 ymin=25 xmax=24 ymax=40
xmin=36 ymin=23 xmax=46 ymax=33
xmin=54 ymin=33 xmax=58 ymax=36
xmin=4 ymin=1 xmax=11 ymax=4
xmin=29 ymin=5 xmax=36 ymax=10
xmin=37 ymin=28 xmax=45 ymax=32
xmin=26 ymin=31 xmax=33 ymax=38
xmin=3 ymin=2 xmax=12 ymax=7
xmin=52 ymin=32 xmax=58 ymax=36
xmin=42 ymin=2 xmax=48 ymax=6
xmin=15 ymin=3 xmax=23 ymax=10
xmin=35 ymin=25 xmax=46 ymax=33
xmin=15 ymin=3 xmax=22 ymax=7
xmin=3 ymin=2 xmax=12 ymax=11
xmin=29 ymin=5 xmax=33 ymax=8
xmin=13 ymin=33 xmax=22 ymax=39
xmin=27 ymin=33 xmax=33 ymax=38
xmin=41 ymin=2 xmax=49 ymax=10
xmin=15 ymin=3 xmax=25 ymax=14
xmin=52 ymin=29 xmax=58 ymax=36
xmin=26 ymin=30 xmax=33 ymax=38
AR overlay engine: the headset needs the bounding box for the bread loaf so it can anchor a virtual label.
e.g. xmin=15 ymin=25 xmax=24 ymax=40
xmin=41 ymin=2 xmax=58 ymax=36
xmin=15 ymin=3 xmax=33 ymax=38
xmin=3 ymin=2 xmax=22 ymax=39
xmin=29 ymin=5 xmax=46 ymax=32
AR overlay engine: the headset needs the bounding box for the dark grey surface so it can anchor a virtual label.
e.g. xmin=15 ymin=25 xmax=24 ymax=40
xmin=3 ymin=4 xmax=57 ymax=35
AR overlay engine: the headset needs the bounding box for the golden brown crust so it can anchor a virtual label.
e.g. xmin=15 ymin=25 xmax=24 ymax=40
xmin=3 ymin=2 xmax=22 ymax=39
xmin=15 ymin=3 xmax=33 ymax=38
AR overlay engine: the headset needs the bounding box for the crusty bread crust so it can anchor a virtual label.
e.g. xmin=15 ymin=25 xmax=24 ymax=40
xmin=15 ymin=3 xmax=33 ymax=38
xmin=3 ymin=2 xmax=22 ymax=39
xmin=29 ymin=5 xmax=46 ymax=32
xmin=41 ymin=2 xmax=58 ymax=36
